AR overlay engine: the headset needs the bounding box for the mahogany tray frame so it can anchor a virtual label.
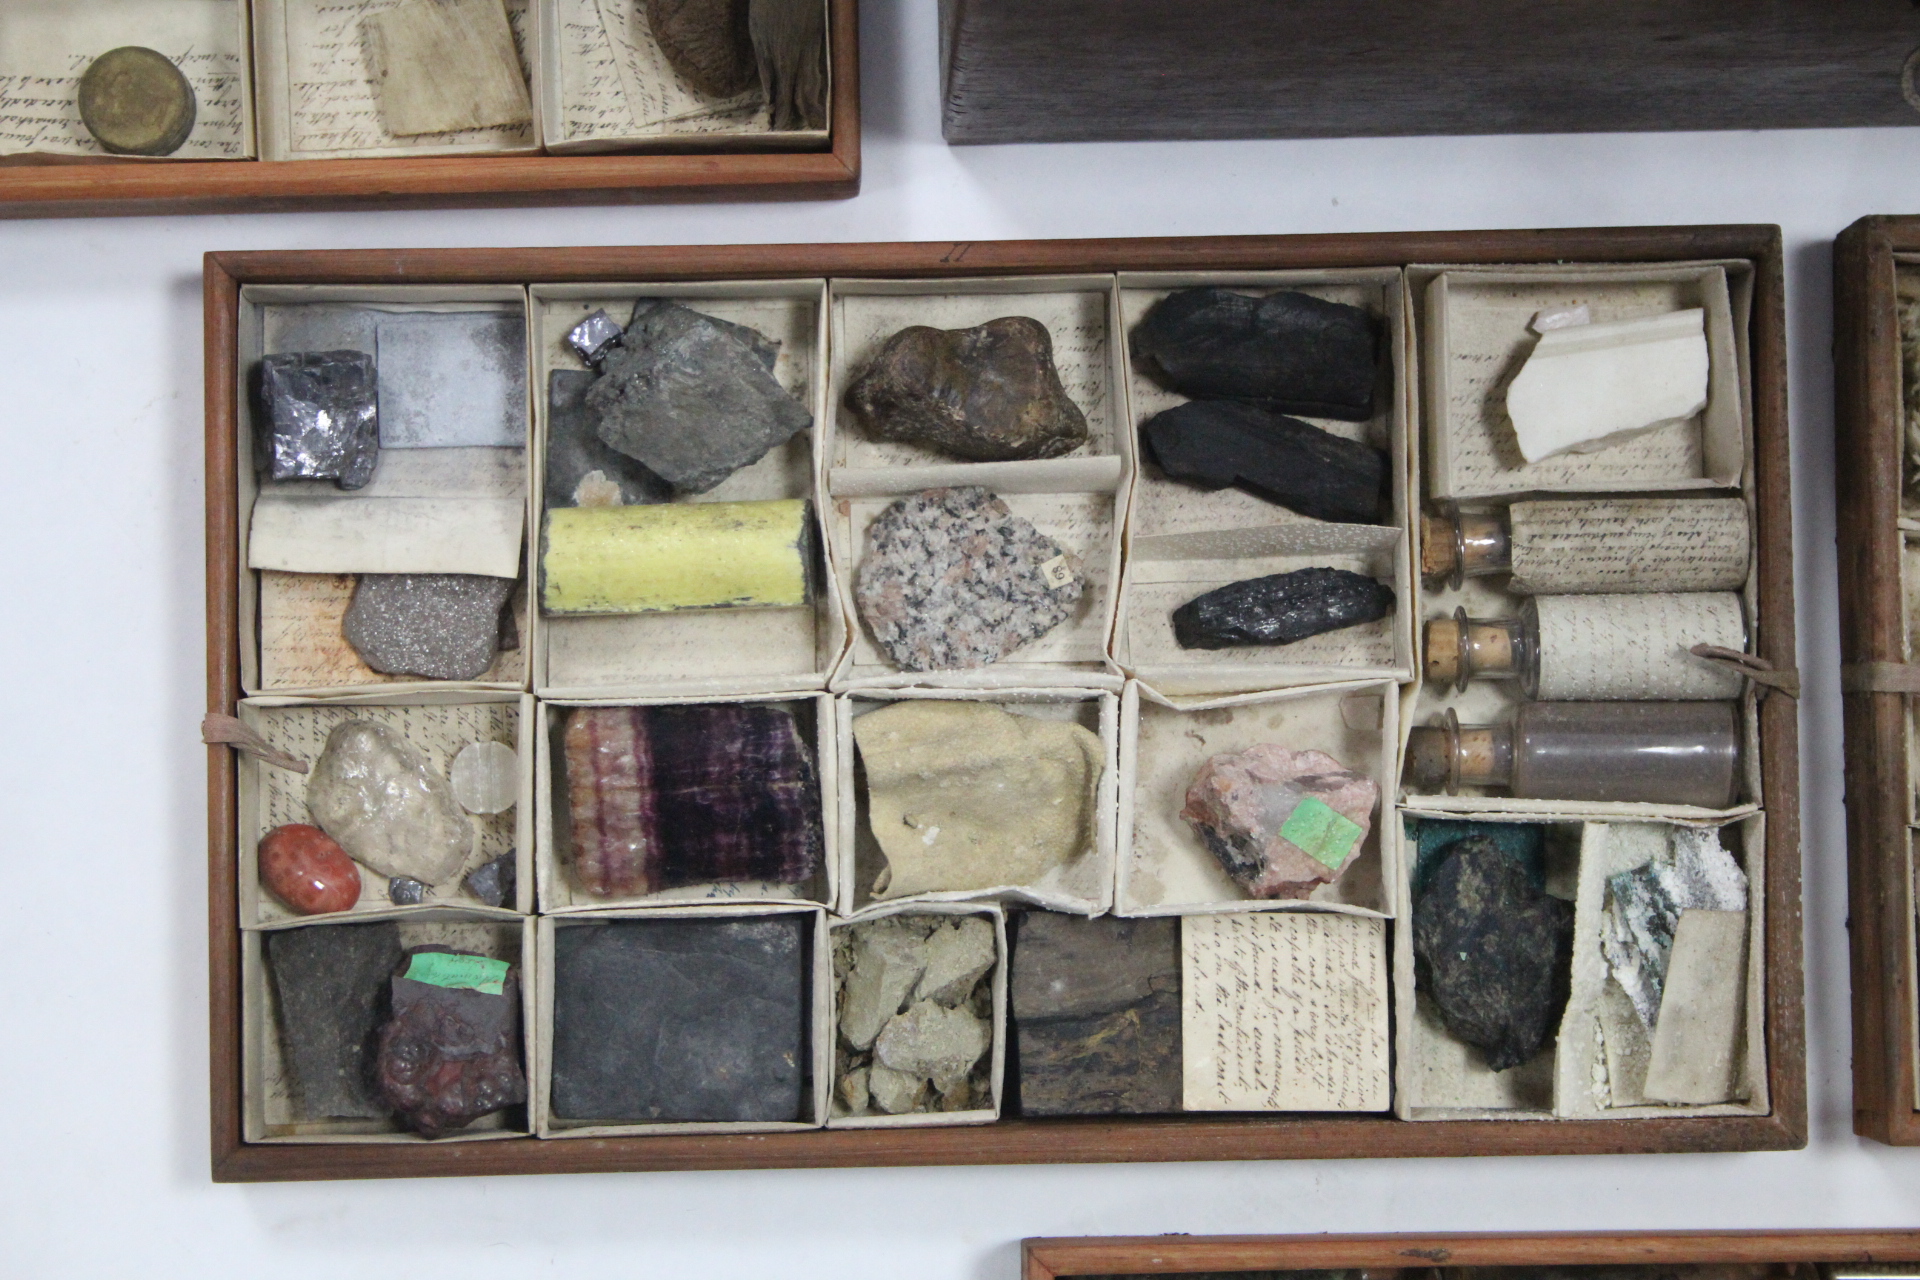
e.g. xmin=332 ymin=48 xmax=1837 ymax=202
xmin=205 ymin=226 xmax=1802 ymax=1182
xmin=1833 ymin=215 xmax=1920 ymax=1144
xmin=1022 ymin=1230 xmax=1920 ymax=1279
xmin=0 ymin=0 xmax=858 ymax=218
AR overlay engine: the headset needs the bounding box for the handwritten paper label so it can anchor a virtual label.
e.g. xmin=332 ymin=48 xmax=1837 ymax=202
xmin=405 ymin=951 xmax=508 ymax=995
xmin=1181 ymin=912 xmax=1389 ymax=1112
xmin=1507 ymin=497 xmax=1749 ymax=595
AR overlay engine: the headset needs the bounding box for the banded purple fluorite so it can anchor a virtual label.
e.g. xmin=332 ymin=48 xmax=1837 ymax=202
xmin=563 ymin=704 xmax=823 ymax=897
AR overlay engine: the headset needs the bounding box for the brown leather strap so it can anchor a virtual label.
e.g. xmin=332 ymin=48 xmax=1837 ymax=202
xmin=1689 ymin=644 xmax=1800 ymax=699
xmin=1840 ymin=661 xmax=1920 ymax=694
xmin=201 ymin=712 xmax=308 ymax=773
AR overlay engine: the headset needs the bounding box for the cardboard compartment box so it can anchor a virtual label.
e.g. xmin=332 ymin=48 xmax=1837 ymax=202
xmin=238 ymin=691 xmax=534 ymax=925
xmin=1113 ymin=270 xmax=1414 ymax=698
xmin=836 ymin=687 xmax=1118 ymax=915
xmin=532 ymin=903 xmax=830 ymax=1137
xmin=0 ymin=0 xmax=856 ymax=215
xmin=535 ymin=691 xmax=838 ymax=913
xmin=527 ymin=280 xmax=838 ymax=697
xmin=1833 ymin=215 xmax=1920 ymax=1145
xmin=205 ymin=230 xmax=1800 ymax=1182
xmin=243 ymin=910 xmax=535 ymax=1143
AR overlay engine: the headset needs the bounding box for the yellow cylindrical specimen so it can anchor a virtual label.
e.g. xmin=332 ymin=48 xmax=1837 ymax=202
xmin=540 ymin=499 xmax=812 ymax=615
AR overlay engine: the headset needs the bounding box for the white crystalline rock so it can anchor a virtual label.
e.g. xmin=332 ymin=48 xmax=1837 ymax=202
xmin=1529 ymin=304 xmax=1591 ymax=333
xmin=1601 ymin=824 xmax=1749 ymax=1029
xmin=1505 ymin=308 xmax=1710 ymax=463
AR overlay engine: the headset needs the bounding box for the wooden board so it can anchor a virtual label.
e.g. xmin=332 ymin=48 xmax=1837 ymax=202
xmin=940 ymin=0 xmax=1920 ymax=143
xmin=0 ymin=0 xmax=857 ymax=218
xmin=206 ymin=227 xmax=1802 ymax=1182
xmin=1022 ymin=1230 xmax=1920 ymax=1278
xmin=1833 ymin=215 xmax=1920 ymax=1145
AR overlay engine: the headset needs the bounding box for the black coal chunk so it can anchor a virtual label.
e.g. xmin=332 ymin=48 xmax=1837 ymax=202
xmin=1172 ymin=566 xmax=1393 ymax=650
xmin=257 ymin=350 xmax=380 ymax=489
xmin=266 ymin=921 xmax=404 ymax=1120
xmin=550 ymin=916 xmax=809 ymax=1123
xmin=1010 ymin=912 xmax=1181 ymax=1116
xmin=543 ymin=369 xmax=671 ymax=510
xmin=1131 ymin=287 xmax=1378 ymax=420
xmin=1142 ymin=399 xmax=1386 ymax=524
xmin=1413 ymin=836 xmax=1574 ymax=1072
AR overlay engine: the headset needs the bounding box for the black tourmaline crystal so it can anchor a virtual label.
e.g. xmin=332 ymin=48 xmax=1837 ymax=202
xmin=375 ymin=947 xmax=527 ymax=1138
xmin=1413 ymin=836 xmax=1574 ymax=1072
xmin=1142 ymin=399 xmax=1387 ymax=524
xmin=1172 ymin=566 xmax=1393 ymax=650
xmin=257 ymin=350 xmax=380 ymax=489
xmin=1130 ymin=287 xmax=1378 ymax=420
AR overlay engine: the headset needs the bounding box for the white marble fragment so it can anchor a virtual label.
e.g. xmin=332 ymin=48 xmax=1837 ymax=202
xmin=1506 ymin=308 xmax=1709 ymax=463
xmin=1530 ymin=304 xmax=1591 ymax=333
xmin=1601 ymin=824 xmax=1748 ymax=1028
xmin=1643 ymin=909 xmax=1747 ymax=1104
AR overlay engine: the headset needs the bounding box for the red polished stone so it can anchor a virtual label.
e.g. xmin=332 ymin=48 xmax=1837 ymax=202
xmin=260 ymin=823 xmax=362 ymax=915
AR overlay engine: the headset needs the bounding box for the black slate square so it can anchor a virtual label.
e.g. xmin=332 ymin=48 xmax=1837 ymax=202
xmin=266 ymin=921 xmax=404 ymax=1121
xmin=551 ymin=915 xmax=811 ymax=1123
xmin=1010 ymin=911 xmax=1182 ymax=1116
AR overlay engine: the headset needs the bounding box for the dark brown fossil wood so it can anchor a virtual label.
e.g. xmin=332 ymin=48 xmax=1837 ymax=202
xmin=750 ymin=0 xmax=829 ymax=129
xmin=647 ymin=0 xmax=758 ymax=98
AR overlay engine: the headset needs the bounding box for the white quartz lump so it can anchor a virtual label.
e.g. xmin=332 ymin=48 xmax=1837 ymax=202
xmin=1505 ymin=308 xmax=1709 ymax=463
xmin=306 ymin=720 xmax=473 ymax=885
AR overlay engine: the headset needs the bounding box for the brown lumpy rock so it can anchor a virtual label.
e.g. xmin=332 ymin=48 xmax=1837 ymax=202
xmin=845 ymin=317 xmax=1090 ymax=462
xmin=375 ymin=948 xmax=527 ymax=1138
xmin=854 ymin=486 xmax=1084 ymax=672
xmin=646 ymin=0 xmax=757 ymax=98
xmin=1180 ymin=745 xmax=1377 ymax=899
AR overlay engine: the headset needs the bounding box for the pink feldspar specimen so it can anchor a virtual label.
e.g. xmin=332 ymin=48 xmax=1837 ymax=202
xmin=1180 ymin=746 xmax=1377 ymax=899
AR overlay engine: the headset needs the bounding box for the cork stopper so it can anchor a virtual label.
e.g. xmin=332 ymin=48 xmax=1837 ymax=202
xmin=1402 ymin=709 xmax=1514 ymax=794
xmin=1423 ymin=608 xmax=1520 ymax=692
xmin=1420 ymin=506 xmax=1510 ymax=589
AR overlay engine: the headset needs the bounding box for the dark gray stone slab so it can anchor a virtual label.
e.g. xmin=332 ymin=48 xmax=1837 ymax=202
xmin=1142 ymin=398 xmax=1385 ymax=524
xmin=1172 ymin=566 xmax=1393 ymax=650
xmin=543 ymin=369 xmax=671 ymax=510
xmin=1130 ymin=287 xmax=1378 ymax=421
xmin=266 ymin=922 xmax=404 ymax=1120
xmin=1414 ymin=835 xmax=1574 ymax=1072
xmin=1010 ymin=912 xmax=1181 ymax=1116
xmin=257 ymin=350 xmax=380 ymax=490
xmin=551 ymin=916 xmax=810 ymax=1123
xmin=343 ymin=573 xmax=514 ymax=680
xmin=586 ymin=301 xmax=812 ymax=495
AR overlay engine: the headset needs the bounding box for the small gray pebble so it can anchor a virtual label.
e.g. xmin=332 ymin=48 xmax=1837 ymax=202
xmin=388 ymin=876 xmax=427 ymax=906
xmin=463 ymin=851 xmax=518 ymax=909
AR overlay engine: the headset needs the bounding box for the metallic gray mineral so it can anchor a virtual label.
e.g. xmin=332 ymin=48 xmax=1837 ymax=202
xmin=388 ymin=876 xmax=427 ymax=906
xmin=585 ymin=300 xmax=812 ymax=494
xmin=257 ymin=350 xmax=380 ymax=489
xmin=342 ymin=573 xmax=515 ymax=680
xmin=463 ymin=850 xmax=518 ymax=909
xmin=565 ymin=310 xmax=624 ymax=367
xmin=266 ymin=921 xmax=404 ymax=1119
xmin=544 ymin=369 xmax=671 ymax=510
xmin=550 ymin=916 xmax=809 ymax=1123
xmin=854 ymin=486 xmax=1083 ymax=672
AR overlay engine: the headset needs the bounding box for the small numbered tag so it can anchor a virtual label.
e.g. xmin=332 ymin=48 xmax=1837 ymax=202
xmin=1040 ymin=555 xmax=1075 ymax=589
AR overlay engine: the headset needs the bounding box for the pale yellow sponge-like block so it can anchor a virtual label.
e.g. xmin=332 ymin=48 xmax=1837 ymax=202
xmin=541 ymin=499 xmax=812 ymax=615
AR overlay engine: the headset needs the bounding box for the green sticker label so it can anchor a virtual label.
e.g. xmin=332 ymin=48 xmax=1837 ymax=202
xmin=404 ymin=952 xmax=509 ymax=995
xmin=1280 ymin=797 xmax=1365 ymax=871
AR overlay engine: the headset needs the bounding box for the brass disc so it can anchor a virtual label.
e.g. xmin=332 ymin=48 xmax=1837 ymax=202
xmin=77 ymin=47 xmax=196 ymax=156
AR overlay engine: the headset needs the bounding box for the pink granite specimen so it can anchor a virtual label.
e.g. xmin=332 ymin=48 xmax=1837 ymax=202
xmin=1179 ymin=745 xmax=1377 ymax=899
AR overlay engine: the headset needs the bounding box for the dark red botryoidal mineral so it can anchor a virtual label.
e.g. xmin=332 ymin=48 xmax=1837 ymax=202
xmin=563 ymin=703 xmax=824 ymax=897
xmin=375 ymin=947 xmax=526 ymax=1138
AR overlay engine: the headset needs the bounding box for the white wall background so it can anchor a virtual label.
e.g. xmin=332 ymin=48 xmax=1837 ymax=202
xmin=4 ymin=3 xmax=1919 ymax=1275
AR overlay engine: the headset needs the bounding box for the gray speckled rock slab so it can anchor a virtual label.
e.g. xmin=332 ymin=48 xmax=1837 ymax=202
xmin=585 ymin=300 xmax=812 ymax=495
xmin=342 ymin=573 xmax=515 ymax=680
xmin=854 ymin=486 xmax=1083 ymax=671
xmin=550 ymin=916 xmax=810 ymax=1124
xmin=544 ymin=369 xmax=670 ymax=510
xmin=1010 ymin=912 xmax=1180 ymax=1116
xmin=266 ymin=921 xmax=404 ymax=1120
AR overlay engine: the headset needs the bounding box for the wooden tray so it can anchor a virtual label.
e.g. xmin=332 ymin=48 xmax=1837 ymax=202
xmin=205 ymin=227 xmax=1802 ymax=1181
xmin=0 ymin=0 xmax=858 ymax=218
xmin=939 ymin=0 xmax=1920 ymax=144
xmin=1022 ymin=1230 xmax=1920 ymax=1279
xmin=1833 ymin=215 xmax=1920 ymax=1144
